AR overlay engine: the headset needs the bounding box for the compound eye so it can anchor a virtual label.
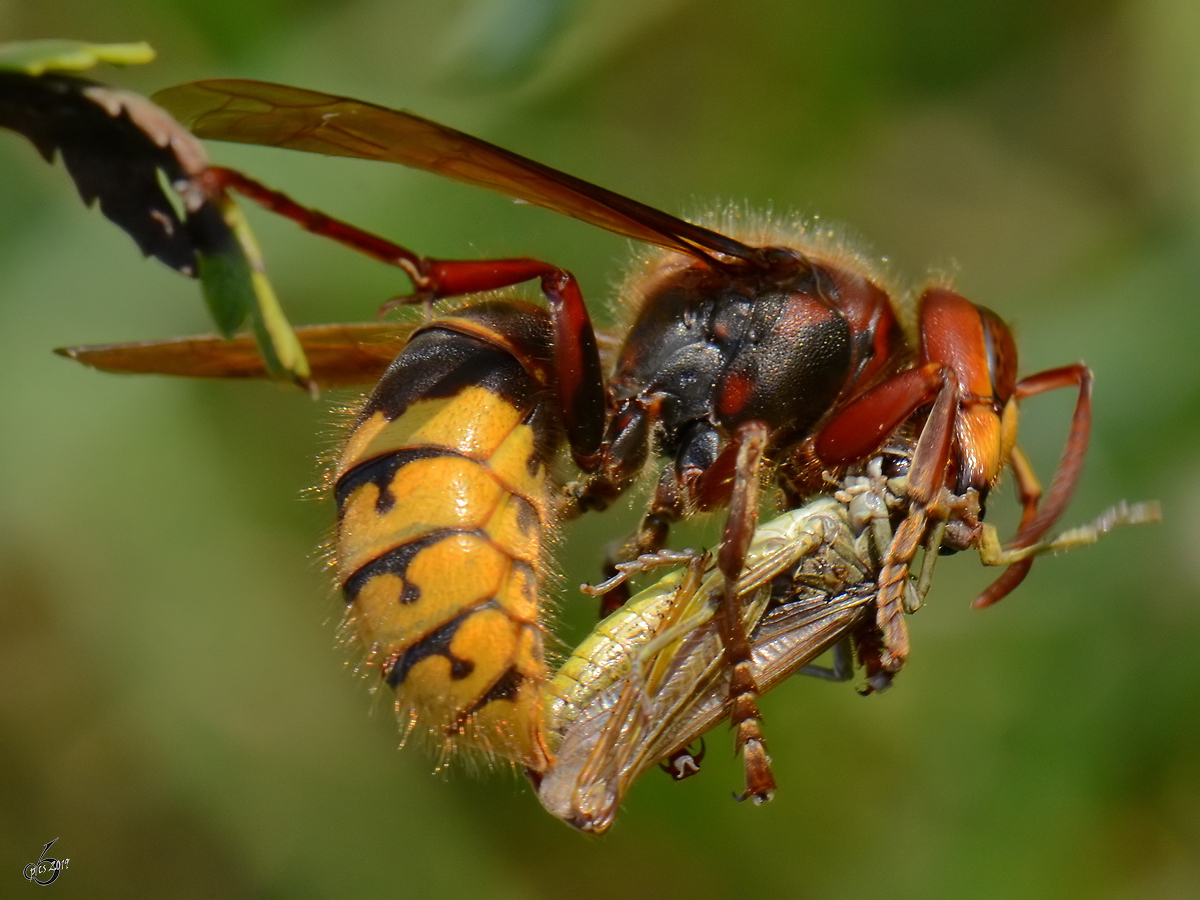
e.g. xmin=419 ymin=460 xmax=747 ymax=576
xmin=978 ymin=306 xmax=1018 ymax=404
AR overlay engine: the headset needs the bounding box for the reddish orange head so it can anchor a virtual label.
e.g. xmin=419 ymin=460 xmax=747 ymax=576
xmin=918 ymin=287 xmax=1019 ymax=494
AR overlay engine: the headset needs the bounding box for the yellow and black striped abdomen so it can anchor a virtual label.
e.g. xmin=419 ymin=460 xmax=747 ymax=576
xmin=334 ymin=303 xmax=560 ymax=771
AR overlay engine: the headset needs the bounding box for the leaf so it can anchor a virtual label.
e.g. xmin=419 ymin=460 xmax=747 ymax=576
xmin=0 ymin=71 xmax=209 ymax=273
xmin=0 ymin=40 xmax=155 ymax=75
xmin=0 ymin=52 xmax=323 ymax=391
xmin=206 ymin=195 xmax=314 ymax=393
xmin=191 ymin=204 xmax=253 ymax=336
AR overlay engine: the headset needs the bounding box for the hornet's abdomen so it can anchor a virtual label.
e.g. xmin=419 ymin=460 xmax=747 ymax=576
xmin=334 ymin=302 xmax=560 ymax=770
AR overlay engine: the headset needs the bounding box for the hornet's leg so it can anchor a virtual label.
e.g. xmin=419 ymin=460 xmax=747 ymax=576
xmin=873 ymin=378 xmax=957 ymax=673
xmin=974 ymin=365 xmax=1092 ymax=608
xmin=205 ymin=167 xmax=609 ymax=470
xmin=702 ymin=421 xmax=774 ymax=803
xmin=808 ymin=361 xmax=956 ymax=674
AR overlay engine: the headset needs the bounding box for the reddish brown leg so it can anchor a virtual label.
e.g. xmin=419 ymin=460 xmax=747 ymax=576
xmin=1009 ymin=365 xmax=1093 ymax=547
xmin=813 ymin=363 xmax=944 ymax=466
xmin=875 ymin=377 xmax=957 ymax=672
xmin=203 ymin=166 xmax=607 ymax=466
xmin=703 ymin=421 xmax=774 ymax=802
xmin=813 ymin=358 xmax=957 ymax=673
xmin=973 ymin=364 xmax=1092 ymax=609
xmin=592 ymin=416 xmax=757 ymax=618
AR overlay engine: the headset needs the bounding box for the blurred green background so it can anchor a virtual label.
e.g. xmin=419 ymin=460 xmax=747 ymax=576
xmin=1 ymin=1 xmax=1197 ymax=897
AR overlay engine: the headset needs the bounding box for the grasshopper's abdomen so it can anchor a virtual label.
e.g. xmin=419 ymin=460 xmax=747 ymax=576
xmin=334 ymin=302 xmax=560 ymax=770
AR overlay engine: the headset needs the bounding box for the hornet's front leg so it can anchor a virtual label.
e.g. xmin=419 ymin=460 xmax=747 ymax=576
xmin=700 ymin=421 xmax=774 ymax=802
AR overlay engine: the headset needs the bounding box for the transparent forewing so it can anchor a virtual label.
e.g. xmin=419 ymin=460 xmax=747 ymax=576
xmin=539 ymin=496 xmax=879 ymax=832
xmin=153 ymin=79 xmax=761 ymax=264
xmin=56 ymin=322 xmax=415 ymax=388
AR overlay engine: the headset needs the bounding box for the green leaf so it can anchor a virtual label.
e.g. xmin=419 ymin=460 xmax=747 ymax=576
xmin=196 ymin=243 xmax=254 ymax=339
xmin=200 ymin=195 xmax=314 ymax=393
xmin=0 ymin=40 xmax=155 ymax=75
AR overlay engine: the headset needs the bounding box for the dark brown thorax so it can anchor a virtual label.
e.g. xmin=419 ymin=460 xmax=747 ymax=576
xmin=592 ymin=249 xmax=905 ymax=505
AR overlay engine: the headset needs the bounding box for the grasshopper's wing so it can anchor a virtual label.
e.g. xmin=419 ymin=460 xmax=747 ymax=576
xmin=539 ymin=502 xmax=873 ymax=832
xmin=540 ymin=585 xmax=872 ymax=832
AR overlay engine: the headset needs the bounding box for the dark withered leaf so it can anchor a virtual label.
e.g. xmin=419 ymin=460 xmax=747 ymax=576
xmin=0 ymin=70 xmax=210 ymax=274
xmin=0 ymin=48 xmax=313 ymax=389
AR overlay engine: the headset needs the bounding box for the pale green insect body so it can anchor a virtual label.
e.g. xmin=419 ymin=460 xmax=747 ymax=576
xmin=539 ymin=477 xmax=897 ymax=832
xmin=535 ymin=456 xmax=1155 ymax=833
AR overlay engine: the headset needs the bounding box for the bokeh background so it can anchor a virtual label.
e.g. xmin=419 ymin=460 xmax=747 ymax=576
xmin=1 ymin=1 xmax=1197 ymax=897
